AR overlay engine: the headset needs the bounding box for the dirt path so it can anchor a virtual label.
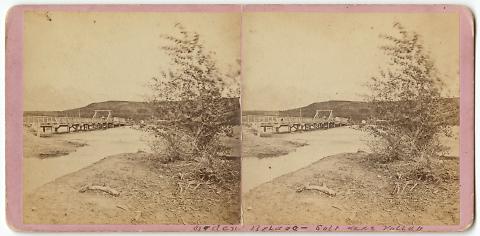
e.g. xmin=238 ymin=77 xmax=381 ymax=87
xmin=24 ymin=152 xmax=240 ymax=224
xmin=242 ymin=152 xmax=459 ymax=225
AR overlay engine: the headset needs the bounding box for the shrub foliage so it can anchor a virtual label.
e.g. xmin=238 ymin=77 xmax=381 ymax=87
xmin=147 ymin=23 xmax=239 ymax=186
xmin=366 ymin=23 xmax=452 ymax=167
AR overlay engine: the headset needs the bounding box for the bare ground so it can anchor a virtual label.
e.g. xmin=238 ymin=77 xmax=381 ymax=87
xmin=24 ymin=151 xmax=240 ymax=224
xmin=242 ymin=151 xmax=459 ymax=225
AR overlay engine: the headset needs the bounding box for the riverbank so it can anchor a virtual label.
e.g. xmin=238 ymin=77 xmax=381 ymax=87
xmin=241 ymin=127 xmax=370 ymax=193
xmin=23 ymin=130 xmax=87 ymax=159
xmin=242 ymin=126 xmax=308 ymax=158
xmin=24 ymin=151 xmax=240 ymax=224
xmin=242 ymin=151 xmax=459 ymax=225
xmin=23 ymin=126 xmax=241 ymax=224
xmin=23 ymin=127 xmax=152 ymax=193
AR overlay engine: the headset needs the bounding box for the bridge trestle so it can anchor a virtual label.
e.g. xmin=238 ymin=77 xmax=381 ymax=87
xmin=24 ymin=115 xmax=127 ymax=137
xmin=242 ymin=114 xmax=349 ymax=135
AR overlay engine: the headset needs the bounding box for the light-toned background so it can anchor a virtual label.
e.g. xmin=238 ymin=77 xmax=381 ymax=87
xmin=1 ymin=0 xmax=479 ymax=236
xmin=24 ymin=11 xmax=240 ymax=111
xmin=243 ymin=12 xmax=459 ymax=111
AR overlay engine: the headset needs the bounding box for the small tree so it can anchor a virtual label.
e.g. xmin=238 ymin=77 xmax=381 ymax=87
xmin=148 ymin=23 xmax=239 ymax=166
xmin=366 ymin=23 xmax=451 ymax=168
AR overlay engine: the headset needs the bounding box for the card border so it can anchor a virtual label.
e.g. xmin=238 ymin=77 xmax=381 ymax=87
xmin=5 ymin=4 xmax=474 ymax=232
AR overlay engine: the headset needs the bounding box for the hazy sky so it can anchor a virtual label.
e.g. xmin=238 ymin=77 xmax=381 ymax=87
xmin=24 ymin=11 xmax=240 ymax=111
xmin=242 ymin=12 xmax=459 ymax=111
xmin=24 ymin=11 xmax=459 ymax=112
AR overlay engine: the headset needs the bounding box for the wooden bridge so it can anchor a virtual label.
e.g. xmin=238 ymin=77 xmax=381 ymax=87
xmin=24 ymin=110 xmax=127 ymax=136
xmin=242 ymin=110 xmax=349 ymax=134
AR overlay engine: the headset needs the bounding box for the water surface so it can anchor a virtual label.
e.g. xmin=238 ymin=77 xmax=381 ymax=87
xmin=24 ymin=127 xmax=150 ymax=194
xmin=242 ymin=126 xmax=460 ymax=193
xmin=241 ymin=127 xmax=371 ymax=193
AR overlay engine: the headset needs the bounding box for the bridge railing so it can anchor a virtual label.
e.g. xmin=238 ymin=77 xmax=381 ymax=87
xmin=24 ymin=115 xmax=118 ymax=126
xmin=24 ymin=116 xmax=57 ymax=125
xmin=242 ymin=115 xmax=331 ymax=124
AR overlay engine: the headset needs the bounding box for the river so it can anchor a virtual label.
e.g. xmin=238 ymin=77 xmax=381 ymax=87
xmin=23 ymin=127 xmax=151 ymax=194
xmin=23 ymin=125 xmax=459 ymax=195
xmin=241 ymin=126 xmax=459 ymax=193
xmin=241 ymin=127 xmax=371 ymax=193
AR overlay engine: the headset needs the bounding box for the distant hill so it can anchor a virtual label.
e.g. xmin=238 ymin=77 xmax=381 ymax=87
xmin=280 ymin=100 xmax=373 ymax=121
xmin=25 ymin=101 xmax=154 ymax=120
xmin=24 ymin=98 xmax=241 ymax=124
xmin=244 ymin=98 xmax=459 ymax=125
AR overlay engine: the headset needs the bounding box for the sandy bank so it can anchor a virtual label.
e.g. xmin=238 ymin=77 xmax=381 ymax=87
xmin=24 ymin=151 xmax=240 ymax=224
xmin=243 ymin=152 xmax=459 ymax=225
xmin=23 ymin=130 xmax=87 ymax=159
xmin=242 ymin=127 xmax=309 ymax=158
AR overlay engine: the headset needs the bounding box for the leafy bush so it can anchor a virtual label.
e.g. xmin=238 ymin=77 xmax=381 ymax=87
xmin=366 ymin=22 xmax=452 ymax=170
xmin=146 ymin=24 xmax=240 ymax=188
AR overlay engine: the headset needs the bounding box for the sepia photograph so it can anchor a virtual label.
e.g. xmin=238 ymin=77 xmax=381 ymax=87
xmin=241 ymin=12 xmax=461 ymax=225
xmin=3 ymin=4 xmax=474 ymax=233
xmin=21 ymin=10 xmax=241 ymax=225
